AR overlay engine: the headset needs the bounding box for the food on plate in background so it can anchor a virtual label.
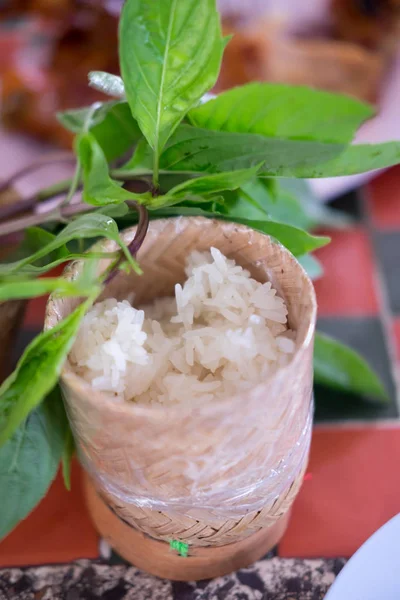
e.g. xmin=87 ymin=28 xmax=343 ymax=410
xmin=0 ymin=0 xmax=71 ymax=17
xmin=0 ymin=2 xmax=120 ymax=147
xmin=217 ymin=18 xmax=385 ymax=102
xmin=218 ymin=0 xmax=400 ymax=103
xmin=331 ymin=0 xmax=400 ymax=51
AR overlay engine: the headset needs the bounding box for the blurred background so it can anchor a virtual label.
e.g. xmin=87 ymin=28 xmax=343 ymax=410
xmin=0 ymin=0 xmax=399 ymax=133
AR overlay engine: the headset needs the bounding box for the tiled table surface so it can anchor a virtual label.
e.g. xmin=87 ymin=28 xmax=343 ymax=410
xmin=0 ymin=167 xmax=400 ymax=599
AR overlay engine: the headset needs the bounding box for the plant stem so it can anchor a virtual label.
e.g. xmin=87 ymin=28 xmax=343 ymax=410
xmin=0 ymin=178 xmax=72 ymax=222
xmin=0 ymin=159 xmax=195 ymax=237
xmin=152 ymin=149 xmax=159 ymax=190
xmin=0 ymin=169 xmax=155 ymax=229
xmin=43 ymin=160 xmax=83 ymax=222
xmin=126 ymin=202 xmax=149 ymax=255
xmin=37 ymin=178 xmax=73 ymax=201
xmin=113 ymin=169 xmax=197 ymax=179
xmin=0 ymin=166 xmax=193 ymax=223
xmin=0 ymin=202 xmax=93 ymax=238
xmin=105 ymin=202 xmax=149 ymax=285
xmin=60 ymin=162 xmax=81 ymax=208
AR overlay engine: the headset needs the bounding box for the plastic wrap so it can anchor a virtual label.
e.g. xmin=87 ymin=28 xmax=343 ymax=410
xmin=77 ymin=394 xmax=313 ymax=519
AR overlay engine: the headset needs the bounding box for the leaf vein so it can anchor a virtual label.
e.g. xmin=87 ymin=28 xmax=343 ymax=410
xmin=155 ymin=0 xmax=178 ymax=151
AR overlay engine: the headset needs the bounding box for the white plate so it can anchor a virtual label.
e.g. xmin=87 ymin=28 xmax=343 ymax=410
xmin=311 ymin=52 xmax=400 ymax=201
xmin=325 ymin=514 xmax=400 ymax=600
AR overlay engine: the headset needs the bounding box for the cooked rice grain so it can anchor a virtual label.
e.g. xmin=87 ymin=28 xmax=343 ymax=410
xmin=70 ymin=248 xmax=296 ymax=404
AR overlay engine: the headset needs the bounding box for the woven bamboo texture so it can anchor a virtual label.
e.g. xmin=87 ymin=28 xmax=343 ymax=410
xmin=45 ymin=217 xmax=316 ymax=548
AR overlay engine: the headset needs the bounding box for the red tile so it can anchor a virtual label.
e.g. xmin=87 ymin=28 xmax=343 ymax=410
xmin=0 ymin=461 xmax=99 ymax=567
xmin=24 ymin=296 xmax=48 ymax=328
xmin=314 ymin=228 xmax=379 ymax=316
xmin=0 ymin=33 xmax=21 ymax=69
xmin=279 ymin=426 xmax=400 ymax=558
xmin=23 ymin=265 xmax=66 ymax=328
xmin=368 ymin=166 xmax=400 ymax=229
xmin=393 ymin=318 xmax=400 ymax=362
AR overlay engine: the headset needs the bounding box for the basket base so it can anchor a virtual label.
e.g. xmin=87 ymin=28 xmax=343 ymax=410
xmin=84 ymin=474 xmax=290 ymax=581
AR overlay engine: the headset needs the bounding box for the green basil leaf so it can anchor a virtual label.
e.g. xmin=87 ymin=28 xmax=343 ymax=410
xmin=235 ymin=179 xmax=314 ymax=230
xmin=236 ymin=179 xmax=350 ymax=231
xmin=2 ymin=252 xmax=118 ymax=277
xmin=0 ymin=295 xmax=96 ymax=446
xmin=78 ymin=132 xmax=151 ymax=206
xmin=154 ymin=166 xmax=261 ymax=207
xmin=88 ymin=71 xmax=125 ymax=99
xmin=120 ymin=137 xmax=154 ymax=173
xmin=225 ymin=188 xmax=268 ymax=219
xmin=62 ymin=423 xmax=75 ymax=491
xmin=4 ymin=228 xmax=69 ymax=266
xmin=0 ymin=277 xmax=99 ymax=301
xmin=153 ymin=206 xmax=330 ymax=256
xmin=55 ymin=214 xmax=140 ymax=275
xmin=294 ymin=141 xmax=400 ymax=178
xmin=58 ymin=102 xmax=141 ymax=162
xmin=97 ymin=203 xmax=130 ymax=218
xmin=0 ymin=214 xmax=130 ymax=276
xmin=298 ymin=254 xmax=323 ymax=280
xmin=57 ymin=102 xmax=117 ymax=134
xmin=188 ymin=83 xmax=374 ymax=144
xmin=277 ymin=179 xmax=353 ymax=229
xmin=237 ymin=218 xmax=330 ymax=256
xmin=92 ymin=103 xmax=142 ymax=162
xmin=220 ymin=178 xmax=342 ymax=234
xmin=314 ymin=332 xmax=388 ymax=402
xmin=57 ymin=213 xmax=122 ymax=245
xmin=119 ymin=0 xmax=225 ymax=156
xmin=0 ymin=389 xmax=67 ymax=540
xmin=122 ymin=125 xmax=346 ymax=176
xmin=16 ymin=228 xmax=64 ymax=259
xmin=127 ymin=126 xmax=400 ymax=178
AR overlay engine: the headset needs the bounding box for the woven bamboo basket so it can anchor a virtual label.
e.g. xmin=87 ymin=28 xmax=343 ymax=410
xmin=45 ymin=217 xmax=316 ymax=580
xmin=0 ymin=300 xmax=26 ymax=382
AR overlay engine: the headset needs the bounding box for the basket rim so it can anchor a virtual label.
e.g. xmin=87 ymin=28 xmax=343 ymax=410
xmin=45 ymin=216 xmax=317 ymax=420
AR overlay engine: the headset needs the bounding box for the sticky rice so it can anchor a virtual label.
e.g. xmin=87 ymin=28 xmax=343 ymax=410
xmin=70 ymin=248 xmax=295 ymax=404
